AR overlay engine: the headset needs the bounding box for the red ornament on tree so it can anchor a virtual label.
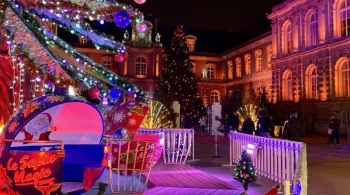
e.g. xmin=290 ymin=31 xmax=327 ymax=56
xmin=88 ymin=87 xmax=100 ymax=99
xmin=1 ymin=41 xmax=8 ymax=52
xmin=114 ymin=53 xmax=125 ymax=63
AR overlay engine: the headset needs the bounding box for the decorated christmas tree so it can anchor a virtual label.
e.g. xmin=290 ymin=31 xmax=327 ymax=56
xmin=234 ymin=148 xmax=258 ymax=193
xmin=154 ymin=25 xmax=205 ymax=121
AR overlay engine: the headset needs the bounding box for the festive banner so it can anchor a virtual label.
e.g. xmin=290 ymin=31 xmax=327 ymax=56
xmin=110 ymin=139 xmax=157 ymax=176
xmin=0 ymin=150 xmax=64 ymax=195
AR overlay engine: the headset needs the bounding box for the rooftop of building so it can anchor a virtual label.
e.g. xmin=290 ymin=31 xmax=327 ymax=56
xmin=58 ymin=15 xmax=272 ymax=55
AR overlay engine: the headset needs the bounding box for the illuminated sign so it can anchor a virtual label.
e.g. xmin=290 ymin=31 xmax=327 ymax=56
xmin=0 ymin=150 xmax=64 ymax=195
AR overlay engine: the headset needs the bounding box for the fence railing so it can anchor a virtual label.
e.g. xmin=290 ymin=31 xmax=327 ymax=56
xmin=138 ymin=128 xmax=194 ymax=164
xmin=229 ymin=131 xmax=307 ymax=195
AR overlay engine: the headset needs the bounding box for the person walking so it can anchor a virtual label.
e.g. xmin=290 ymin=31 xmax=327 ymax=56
xmin=327 ymin=111 xmax=340 ymax=145
xmin=283 ymin=111 xmax=303 ymax=142
xmin=256 ymin=110 xmax=270 ymax=137
xmin=232 ymin=112 xmax=239 ymax=131
xmin=241 ymin=115 xmax=255 ymax=135
xmin=222 ymin=114 xmax=231 ymax=137
xmin=199 ymin=116 xmax=207 ymax=134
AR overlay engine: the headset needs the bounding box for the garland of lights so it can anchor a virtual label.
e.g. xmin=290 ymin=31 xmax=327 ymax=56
xmin=2 ymin=1 xmax=146 ymax=99
xmin=19 ymin=0 xmax=144 ymax=24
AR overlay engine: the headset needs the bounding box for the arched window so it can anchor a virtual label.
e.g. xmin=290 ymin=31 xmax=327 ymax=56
xmin=282 ymin=21 xmax=293 ymax=54
xmin=283 ymin=71 xmax=293 ymax=101
xmin=286 ymin=24 xmax=292 ymax=53
xmin=135 ymin=56 xmax=147 ymax=76
xmin=235 ymin=57 xmax=242 ymax=77
xmin=341 ymin=0 xmax=350 ymax=37
xmin=311 ymin=68 xmax=319 ymax=99
xmin=342 ymin=61 xmax=350 ymax=96
xmin=266 ymin=45 xmax=273 ymax=69
xmin=305 ymin=65 xmax=319 ymax=99
xmin=244 ymin=54 xmax=251 ymax=75
xmin=79 ymin=36 xmax=88 ymax=44
xmin=227 ymin=60 xmax=233 ymax=79
xmin=310 ymin=13 xmax=318 ymax=46
xmin=254 ymin=49 xmax=263 ymax=72
xmin=204 ymin=64 xmax=215 ymax=79
xmin=101 ymin=56 xmax=113 ymax=69
xmin=207 ymin=67 xmax=214 ymax=79
xmin=333 ymin=0 xmax=350 ymax=38
xmin=210 ymin=90 xmax=220 ymax=104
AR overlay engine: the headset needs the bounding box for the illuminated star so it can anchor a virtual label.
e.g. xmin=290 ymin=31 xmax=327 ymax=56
xmin=35 ymin=183 xmax=61 ymax=195
xmin=128 ymin=105 xmax=144 ymax=116
xmin=0 ymin=164 xmax=13 ymax=187
xmin=23 ymin=102 xmax=41 ymax=117
xmin=45 ymin=96 xmax=65 ymax=103
xmin=8 ymin=121 xmax=18 ymax=133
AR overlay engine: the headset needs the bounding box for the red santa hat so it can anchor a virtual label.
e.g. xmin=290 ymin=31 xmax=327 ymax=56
xmin=40 ymin=113 xmax=53 ymax=125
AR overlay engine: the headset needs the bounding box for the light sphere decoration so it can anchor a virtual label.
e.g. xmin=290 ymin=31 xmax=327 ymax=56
xmin=136 ymin=22 xmax=147 ymax=33
xmin=110 ymin=88 xmax=122 ymax=99
xmin=114 ymin=11 xmax=131 ymax=28
xmin=134 ymin=0 xmax=147 ymax=4
xmin=114 ymin=53 xmax=125 ymax=63
xmin=88 ymin=87 xmax=100 ymax=99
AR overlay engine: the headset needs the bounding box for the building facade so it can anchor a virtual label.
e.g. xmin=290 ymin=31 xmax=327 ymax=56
xmin=268 ymin=0 xmax=350 ymax=134
xmin=72 ymin=0 xmax=350 ymax=134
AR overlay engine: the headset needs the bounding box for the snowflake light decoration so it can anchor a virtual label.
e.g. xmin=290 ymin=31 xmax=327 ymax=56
xmin=112 ymin=112 xmax=125 ymax=123
xmin=128 ymin=118 xmax=136 ymax=126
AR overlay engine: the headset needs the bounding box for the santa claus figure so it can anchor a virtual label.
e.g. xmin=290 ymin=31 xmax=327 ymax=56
xmin=21 ymin=113 xmax=57 ymax=142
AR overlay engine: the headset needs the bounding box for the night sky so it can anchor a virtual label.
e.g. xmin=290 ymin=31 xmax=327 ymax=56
xmin=124 ymin=0 xmax=285 ymax=32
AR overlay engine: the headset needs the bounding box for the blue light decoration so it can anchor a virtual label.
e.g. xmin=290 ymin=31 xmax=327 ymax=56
xmin=110 ymin=88 xmax=122 ymax=99
xmin=114 ymin=11 xmax=131 ymax=28
xmin=294 ymin=180 xmax=301 ymax=195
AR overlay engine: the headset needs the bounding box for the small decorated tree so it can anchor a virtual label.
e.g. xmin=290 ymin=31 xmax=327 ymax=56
xmin=234 ymin=148 xmax=257 ymax=194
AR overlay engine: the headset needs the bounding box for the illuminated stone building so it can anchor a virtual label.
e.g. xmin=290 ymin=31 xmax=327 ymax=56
xmin=70 ymin=0 xmax=350 ymax=134
xmin=267 ymin=0 xmax=350 ymax=133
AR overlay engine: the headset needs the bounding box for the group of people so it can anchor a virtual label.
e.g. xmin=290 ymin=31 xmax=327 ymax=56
xmin=240 ymin=110 xmax=276 ymax=138
xmin=240 ymin=109 xmax=341 ymax=144
xmin=240 ymin=110 xmax=304 ymax=142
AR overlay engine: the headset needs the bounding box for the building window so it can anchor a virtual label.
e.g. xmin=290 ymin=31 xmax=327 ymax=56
xmin=310 ymin=13 xmax=318 ymax=46
xmin=207 ymin=67 xmax=214 ymax=79
xmin=342 ymin=60 xmax=350 ymax=96
xmin=135 ymin=57 xmax=147 ymax=76
xmin=286 ymin=24 xmax=292 ymax=54
xmin=101 ymin=56 xmax=113 ymax=69
xmin=254 ymin=50 xmax=263 ymax=72
xmin=244 ymin=54 xmax=251 ymax=75
xmin=311 ymin=68 xmax=319 ymax=99
xmin=306 ymin=65 xmax=319 ymax=99
xmin=266 ymin=45 xmax=272 ymax=69
xmin=204 ymin=64 xmax=215 ymax=79
xmin=188 ymin=43 xmax=194 ymax=52
xmin=235 ymin=57 xmax=241 ymax=77
xmin=210 ymin=90 xmax=220 ymax=104
xmin=227 ymin=60 xmax=233 ymax=79
xmin=79 ymin=36 xmax=88 ymax=44
xmin=341 ymin=0 xmax=350 ymax=37
xmin=283 ymin=71 xmax=293 ymax=101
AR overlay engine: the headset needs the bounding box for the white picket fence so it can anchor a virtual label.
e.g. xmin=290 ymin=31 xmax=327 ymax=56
xmin=138 ymin=128 xmax=194 ymax=164
xmin=229 ymin=131 xmax=307 ymax=195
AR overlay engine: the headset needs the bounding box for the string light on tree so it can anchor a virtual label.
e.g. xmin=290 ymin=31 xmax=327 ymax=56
xmin=234 ymin=148 xmax=257 ymax=194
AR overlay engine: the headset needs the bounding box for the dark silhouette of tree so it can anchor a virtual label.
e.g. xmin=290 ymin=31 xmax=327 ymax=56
xmin=222 ymin=84 xmax=244 ymax=116
xmin=242 ymin=82 xmax=257 ymax=105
